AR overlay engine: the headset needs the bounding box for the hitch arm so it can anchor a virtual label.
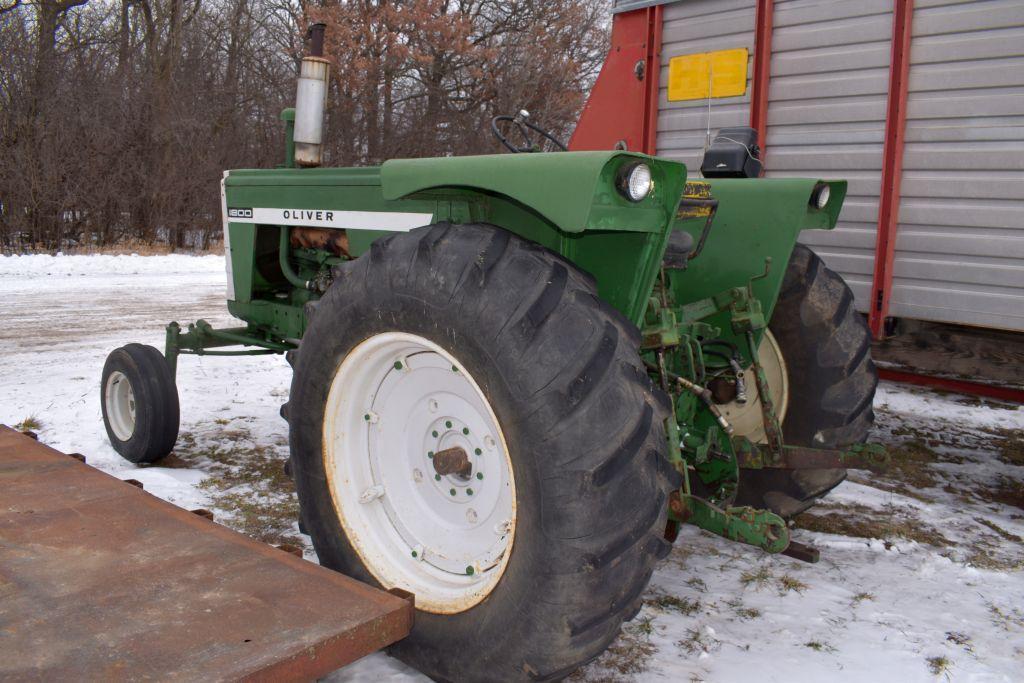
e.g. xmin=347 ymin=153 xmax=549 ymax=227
xmin=735 ymin=440 xmax=889 ymax=472
xmin=671 ymin=494 xmax=790 ymax=555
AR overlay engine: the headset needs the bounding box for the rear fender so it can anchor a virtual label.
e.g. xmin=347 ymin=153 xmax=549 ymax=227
xmin=382 ymin=152 xmax=688 ymax=323
xmin=667 ymin=178 xmax=847 ymax=348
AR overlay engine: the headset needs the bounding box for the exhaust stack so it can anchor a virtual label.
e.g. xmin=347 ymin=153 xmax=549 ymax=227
xmin=293 ymin=23 xmax=329 ymax=168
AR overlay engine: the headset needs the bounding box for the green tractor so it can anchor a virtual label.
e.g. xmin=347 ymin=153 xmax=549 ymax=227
xmin=100 ymin=26 xmax=882 ymax=682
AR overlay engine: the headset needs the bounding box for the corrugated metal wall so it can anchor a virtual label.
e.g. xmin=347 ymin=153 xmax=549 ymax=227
xmin=656 ymin=0 xmax=757 ymax=170
xmin=890 ymin=0 xmax=1024 ymax=330
xmin=653 ymin=0 xmax=1024 ymax=332
xmin=763 ymin=0 xmax=894 ymax=310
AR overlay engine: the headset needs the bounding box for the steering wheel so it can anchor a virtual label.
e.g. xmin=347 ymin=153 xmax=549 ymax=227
xmin=491 ymin=110 xmax=568 ymax=153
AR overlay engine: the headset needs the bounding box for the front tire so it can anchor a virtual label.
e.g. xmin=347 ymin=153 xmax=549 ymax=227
xmin=100 ymin=343 xmax=179 ymax=464
xmin=287 ymin=223 xmax=677 ymax=682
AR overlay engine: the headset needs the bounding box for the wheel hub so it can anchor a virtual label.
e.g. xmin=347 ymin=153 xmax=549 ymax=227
xmin=323 ymin=332 xmax=516 ymax=614
xmin=104 ymin=370 xmax=137 ymax=441
xmin=718 ymin=330 xmax=789 ymax=442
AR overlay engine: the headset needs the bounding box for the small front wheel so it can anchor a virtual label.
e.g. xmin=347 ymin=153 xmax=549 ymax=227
xmin=101 ymin=344 xmax=179 ymax=464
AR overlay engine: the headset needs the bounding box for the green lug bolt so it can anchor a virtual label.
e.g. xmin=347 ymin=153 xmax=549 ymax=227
xmin=476 ymin=472 xmax=483 ymax=480
xmin=466 ymin=488 xmax=474 ymax=496
xmin=465 ymin=566 xmax=474 ymax=576
xmin=462 ymin=427 xmax=470 ymax=435
xmin=411 ymin=550 xmax=418 ymax=558
xmin=394 ymin=361 xmax=403 ymax=370
xmin=445 ymin=420 xmax=452 ymax=428
xmin=428 ymin=451 xmax=434 ymax=458
xmin=435 ymin=474 xmax=441 ymax=481
xmin=432 ymin=430 xmax=438 ymax=437
xmin=474 ymin=448 xmax=482 ymax=455
xmin=452 ymin=365 xmax=459 ymax=372
xmin=449 ymin=488 xmax=456 ymax=496
xmin=363 ymin=414 xmax=370 ymax=421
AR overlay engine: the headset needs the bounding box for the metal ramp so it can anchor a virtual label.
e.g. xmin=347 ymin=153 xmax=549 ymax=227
xmin=0 ymin=426 xmax=413 ymax=681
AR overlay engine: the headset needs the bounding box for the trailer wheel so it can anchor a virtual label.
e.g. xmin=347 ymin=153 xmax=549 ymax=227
xmin=288 ymin=223 xmax=677 ymax=682
xmin=101 ymin=344 xmax=180 ymax=464
xmin=733 ymin=244 xmax=877 ymax=517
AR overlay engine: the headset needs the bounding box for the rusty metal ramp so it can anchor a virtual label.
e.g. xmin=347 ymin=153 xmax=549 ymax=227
xmin=0 ymin=426 xmax=413 ymax=681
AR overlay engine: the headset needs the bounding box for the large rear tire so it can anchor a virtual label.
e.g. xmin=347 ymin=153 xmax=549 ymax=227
xmin=286 ymin=223 xmax=677 ymax=682
xmin=733 ymin=244 xmax=877 ymax=517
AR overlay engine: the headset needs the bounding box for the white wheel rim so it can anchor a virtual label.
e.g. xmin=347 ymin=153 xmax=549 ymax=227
xmin=718 ymin=330 xmax=789 ymax=442
xmin=323 ymin=332 xmax=516 ymax=614
xmin=105 ymin=370 xmax=137 ymax=441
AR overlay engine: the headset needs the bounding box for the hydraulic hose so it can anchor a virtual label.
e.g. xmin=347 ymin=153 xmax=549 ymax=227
xmin=279 ymin=226 xmax=312 ymax=290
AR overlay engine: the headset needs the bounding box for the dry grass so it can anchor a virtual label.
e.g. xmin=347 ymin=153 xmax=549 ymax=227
xmin=678 ymin=627 xmax=722 ymax=656
xmin=13 ymin=415 xmax=43 ymax=431
xmin=804 ymin=640 xmax=837 ymax=654
xmin=926 ymin=655 xmax=953 ymax=677
xmin=851 ymin=592 xmax=875 ymax=605
xmin=647 ymin=592 xmax=701 ymax=616
xmin=974 ymin=517 xmax=1023 ymax=543
xmin=778 ymin=574 xmax=809 ymax=595
xmin=978 ymin=427 xmax=1024 ymax=467
xmin=975 ymin=476 xmax=1024 ymax=511
xmin=161 ymin=425 xmax=301 ymax=547
xmin=795 ymin=502 xmax=952 ymax=549
xmin=572 ymin=618 xmax=658 ymax=681
xmin=862 ymin=438 xmax=946 ymax=502
xmin=739 ymin=566 xmax=773 ymax=590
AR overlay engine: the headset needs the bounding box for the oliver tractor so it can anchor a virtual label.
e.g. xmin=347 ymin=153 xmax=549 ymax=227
xmin=99 ymin=25 xmax=882 ymax=682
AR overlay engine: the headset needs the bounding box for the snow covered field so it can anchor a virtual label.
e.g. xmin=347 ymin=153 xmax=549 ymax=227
xmin=2 ymin=254 xmax=1022 ymax=682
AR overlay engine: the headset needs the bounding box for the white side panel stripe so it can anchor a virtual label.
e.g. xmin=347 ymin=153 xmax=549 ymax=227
xmin=220 ymin=172 xmax=235 ymax=301
xmin=228 ymin=208 xmax=434 ymax=232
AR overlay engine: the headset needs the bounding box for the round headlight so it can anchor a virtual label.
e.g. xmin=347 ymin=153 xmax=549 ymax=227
xmin=811 ymin=183 xmax=830 ymax=209
xmin=618 ymin=163 xmax=653 ymax=202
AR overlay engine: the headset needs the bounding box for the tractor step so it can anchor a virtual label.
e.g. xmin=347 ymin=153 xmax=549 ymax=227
xmin=0 ymin=426 xmax=413 ymax=681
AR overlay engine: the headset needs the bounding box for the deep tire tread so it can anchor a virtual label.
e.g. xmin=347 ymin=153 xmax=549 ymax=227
xmin=289 ymin=223 xmax=672 ymax=683
xmin=734 ymin=244 xmax=877 ymax=516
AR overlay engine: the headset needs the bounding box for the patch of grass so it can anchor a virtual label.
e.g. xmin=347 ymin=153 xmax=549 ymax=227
xmin=982 ymin=427 xmax=1024 ymax=466
xmin=171 ymin=426 xmax=300 ymax=547
xmin=804 ymin=640 xmax=837 ymax=654
xmin=723 ymin=599 xmax=761 ymax=620
xmin=795 ymin=502 xmax=952 ymax=548
xmin=678 ymin=627 xmax=721 ymax=656
xmin=778 ymin=574 xmax=809 ymax=595
xmin=648 ymin=592 xmax=701 ymax=616
xmin=685 ymin=577 xmax=708 ymax=593
xmin=739 ymin=566 xmax=773 ymax=590
xmin=964 ymin=546 xmax=1024 ymax=572
xmin=978 ymin=476 xmax=1024 ymax=511
xmin=852 ymin=592 xmax=875 ymax=605
xmin=14 ymin=415 xmax=42 ymax=431
xmin=988 ymin=603 xmax=1024 ymax=631
xmin=945 ymin=632 xmax=973 ymax=652
xmin=926 ymin=655 xmax=953 ymax=677
xmin=572 ymin=617 xmax=658 ymax=680
xmin=875 ymin=439 xmax=945 ymax=499
xmin=974 ymin=517 xmax=1023 ymax=543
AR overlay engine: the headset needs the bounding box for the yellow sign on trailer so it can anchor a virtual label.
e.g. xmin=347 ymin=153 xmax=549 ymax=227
xmin=667 ymin=47 xmax=748 ymax=101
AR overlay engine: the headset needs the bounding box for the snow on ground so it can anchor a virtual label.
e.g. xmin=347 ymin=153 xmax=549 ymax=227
xmin=2 ymin=254 xmax=1022 ymax=682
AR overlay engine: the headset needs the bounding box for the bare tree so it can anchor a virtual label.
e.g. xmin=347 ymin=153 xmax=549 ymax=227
xmin=0 ymin=0 xmax=608 ymax=252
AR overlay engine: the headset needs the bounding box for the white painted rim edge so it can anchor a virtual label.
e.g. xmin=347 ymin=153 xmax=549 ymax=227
xmin=322 ymin=332 xmax=517 ymax=614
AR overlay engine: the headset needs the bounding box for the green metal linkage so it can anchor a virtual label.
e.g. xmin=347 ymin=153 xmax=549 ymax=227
xmin=733 ymin=438 xmax=890 ymax=472
xmin=165 ymin=320 xmax=294 ymax=378
xmin=677 ymin=495 xmax=790 ymax=554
